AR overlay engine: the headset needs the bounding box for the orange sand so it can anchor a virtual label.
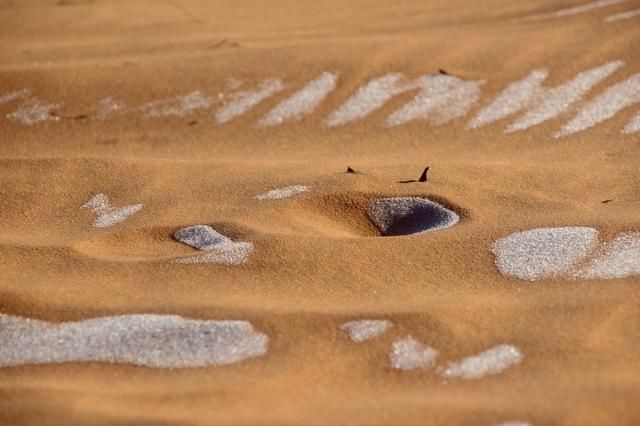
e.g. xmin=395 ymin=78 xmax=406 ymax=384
xmin=0 ymin=0 xmax=639 ymax=424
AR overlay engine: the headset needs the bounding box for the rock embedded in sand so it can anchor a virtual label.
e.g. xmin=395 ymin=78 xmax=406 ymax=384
xmin=389 ymin=336 xmax=439 ymax=371
xmin=81 ymin=193 xmax=143 ymax=228
xmin=0 ymin=313 xmax=268 ymax=368
xmin=341 ymin=320 xmax=392 ymax=343
xmin=491 ymin=227 xmax=599 ymax=280
xmin=173 ymin=225 xmax=253 ymax=265
xmin=437 ymin=344 xmax=523 ymax=380
xmin=367 ymin=197 xmax=459 ymax=236
xmin=174 ymin=225 xmax=232 ymax=250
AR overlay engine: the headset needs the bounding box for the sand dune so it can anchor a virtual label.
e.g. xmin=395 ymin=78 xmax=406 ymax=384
xmin=1 ymin=0 xmax=639 ymax=425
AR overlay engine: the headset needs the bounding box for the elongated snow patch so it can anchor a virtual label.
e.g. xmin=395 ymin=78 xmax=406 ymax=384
xmin=556 ymin=73 xmax=640 ymax=137
xmin=81 ymin=193 xmax=142 ymax=228
xmin=7 ymin=97 xmax=61 ymax=125
xmin=341 ymin=320 xmax=392 ymax=343
xmin=258 ymin=72 xmax=338 ymax=127
xmin=437 ymin=344 xmax=523 ymax=379
xmin=390 ymin=336 xmax=439 ymax=371
xmin=96 ymin=97 xmax=125 ymax=120
xmin=385 ymin=74 xmax=484 ymax=127
xmin=0 ymin=314 xmax=268 ymax=368
xmin=0 ymin=89 xmax=29 ymax=106
xmin=367 ymin=197 xmax=459 ymax=236
xmin=506 ymin=61 xmax=623 ymax=133
xmin=325 ymin=73 xmax=408 ymax=127
xmin=215 ymin=78 xmax=284 ymax=124
xmin=141 ymin=91 xmax=213 ymax=118
xmin=623 ymin=113 xmax=640 ymax=134
xmin=173 ymin=225 xmax=253 ymax=265
xmin=468 ymin=69 xmax=548 ymax=129
xmin=524 ymin=0 xmax=627 ymax=20
xmin=491 ymin=227 xmax=599 ymax=280
xmin=605 ymin=7 xmax=640 ymax=21
xmin=255 ymin=185 xmax=309 ymax=200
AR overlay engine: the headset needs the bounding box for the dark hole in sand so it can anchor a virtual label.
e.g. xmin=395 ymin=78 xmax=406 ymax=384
xmin=367 ymin=197 xmax=459 ymax=236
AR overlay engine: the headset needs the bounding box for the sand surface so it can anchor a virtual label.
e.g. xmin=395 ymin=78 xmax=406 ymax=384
xmin=1 ymin=0 xmax=640 ymax=424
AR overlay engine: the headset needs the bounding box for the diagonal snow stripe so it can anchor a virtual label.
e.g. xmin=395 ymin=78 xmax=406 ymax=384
xmin=325 ymin=73 xmax=408 ymax=127
xmin=385 ymin=75 xmax=484 ymax=127
xmin=506 ymin=61 xmax=623 ymax=133
xmin=604 ymin=8 xmax=640 ymax=21
xmin=468 ymin=69 xmax=548 ymax=129
xmin=622 ymin=112 xmax=640 ymax=134
xmin=555 ymin=72 xmax=640 ymax=137
xmin=258 ymin=72 xmax=338 ymax=127
xmin=524 ymin=0 xmax=627 ymax=20
xmin=215 ymin=78 xmax=284 ymax=124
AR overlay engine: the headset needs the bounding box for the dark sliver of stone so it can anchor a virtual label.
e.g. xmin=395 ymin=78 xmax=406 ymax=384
xmin=399 ymin=166 xmax=429 ymax=183
xmin=418 ymin=166 xmax=429 ymax=182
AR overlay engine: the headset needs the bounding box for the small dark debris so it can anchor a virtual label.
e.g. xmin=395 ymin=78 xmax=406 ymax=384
xmin=347 ymin=166 xmax=356 ymax=173
xmin=207 ymin=39 xmax=240 ymax=50
xmin=438 ymin=69 xmax=449 ymax=75
xmin=188 ymin=120 xmax=198 ymax=126
xmin=418 ymin=166 xmax=429 ymax=182
xmin=602 ymin=199 xmax=614 ymax=204
xmin=399 ymin=166 xmax=429 ymax=184
xmin=49 ymin=111 xmax=88 ymax=120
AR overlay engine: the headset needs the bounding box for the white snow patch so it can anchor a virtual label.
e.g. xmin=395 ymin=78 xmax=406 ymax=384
xmin=255 ymin=185 xmax=309 ymax=200
xmin=468 ymin=69 xmax=548 ymax=129
xmin=258 ymin=72 xmax=338 ymax=127
xmin=437 ymin=344 xmax=523 ymax=379
xmin=575 ymin=232 xmax=640 ymax=279
xmin=492 ymin=227 xmax=599 ymax=280
xmin=141 ymin=91 xmax=214 ymax=118
xmin=215 ymin=78 xmax=284 ymax=124
xmin=81 ymin=193 xmax=142 ymax=228
xmin=506 ymin=61 xmax=623 ymax=133
xmin=385 ymin=74 xmax=484 ymax=127
xmin=556 ymin=73 xmax=640 ymax=137
xmin=0 ymin=313 xmax=268 ymax=368
xmin=389 ymin=336 xmax=439 ymax=371
xmin=341 ymin=320 xmax=392 ymax=343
